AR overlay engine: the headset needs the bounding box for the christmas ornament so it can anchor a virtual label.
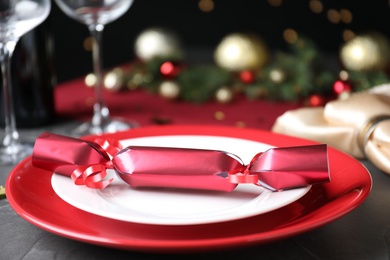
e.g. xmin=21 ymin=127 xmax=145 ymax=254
xmin=340 ymin=32 xmax=390 ymax=71
xmin=134 ymin=27 xmax=183 ymax=61
xmin=215 ymin=87 xmax=234 ymax=103
xmin=307 ymin=94 xmax=325 ymax=107
xmin=214 ymin=33 xmax=269 ymax=71
xmin=104 ymin=68 xmax=124 ymax=92
xmin=239 ymin=70 xmax=255 ymax=84
xmin=269 ymin=68 xmax=286 ymax=83
xmin=339 ymin=70 xmax=349 ymax=81
xmin=160 ymin=61 xmax=181 ymax=78
xmin=333 ymin=80 xmax=352 ymax=95
xmin=84 ymin=73 xmax=96 ymax=87
xmin=158 ymin=80 xmax=180 ymax=100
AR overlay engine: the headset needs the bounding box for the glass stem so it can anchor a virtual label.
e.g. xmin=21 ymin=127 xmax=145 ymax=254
xmin=88 ymin=23 xmax=110 ymax=128
xmin=0 ymin=40 xmax=20 ymax=149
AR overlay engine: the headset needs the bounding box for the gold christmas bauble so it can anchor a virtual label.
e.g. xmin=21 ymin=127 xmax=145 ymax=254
xmin=340 ymin=32 xmax=390 ymax=71
xmin=159 ymin=80 xmax=180 ymax=100
xmin=215 ymin=87 xmax=233 ymax=103
xmin=134 ymin=27 xmax=183 ymax=61
xmin=84 ymin=73 xmax=96 ymax=87
xmin=214 ymin=33 xmax=269 ymax=72
xmin=104 ymin=68 xmax=124 ymax=92
xmin=269 ymin=68 xmax=286 ymax=83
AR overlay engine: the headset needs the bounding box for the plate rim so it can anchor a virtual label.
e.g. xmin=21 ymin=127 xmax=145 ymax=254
xmin=6 ymin=125 xmax=372 ymax=252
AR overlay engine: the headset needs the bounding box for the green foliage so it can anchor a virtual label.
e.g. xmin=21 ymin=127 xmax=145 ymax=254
xmin=124 ymin=36 xmax=390 ymax=103
xmin=177 ymin=65 xmax=231 ymax=103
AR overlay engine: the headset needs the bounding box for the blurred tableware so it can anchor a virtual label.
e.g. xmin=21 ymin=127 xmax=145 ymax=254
xmin=0 ymin=14 xmax=56 ymax=128
xmin=0 ymin=0 xmax=51 ymax=164
xmin=54 ymin=0 xmax=137 ymax=136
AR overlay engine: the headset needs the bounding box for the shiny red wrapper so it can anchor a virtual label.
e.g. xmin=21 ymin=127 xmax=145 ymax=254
xmin=32 ymin=132 xmax=330 ymax=192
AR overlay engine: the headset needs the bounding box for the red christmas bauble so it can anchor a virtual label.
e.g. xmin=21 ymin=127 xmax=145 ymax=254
xmin=160 ymin=61 xmax=181 ymax=78
xmin=333 ymin=80 xmax=352 ymax=95
xmin=308 ymin=94 xmax=325 ymax=107
xmin=239 ymin=70 xmax=255 ymax=84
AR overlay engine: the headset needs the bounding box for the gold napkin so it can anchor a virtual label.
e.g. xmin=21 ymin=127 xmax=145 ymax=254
xmin=272 ymin=84 xmax=390 ymax=175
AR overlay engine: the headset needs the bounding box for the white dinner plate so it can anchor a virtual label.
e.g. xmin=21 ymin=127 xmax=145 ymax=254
xmin=51 ymin=135 xmax=311 ymax=225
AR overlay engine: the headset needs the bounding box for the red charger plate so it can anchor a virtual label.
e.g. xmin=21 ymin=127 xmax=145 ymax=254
xmin=6 ymin=125 xmax=372 ymax=253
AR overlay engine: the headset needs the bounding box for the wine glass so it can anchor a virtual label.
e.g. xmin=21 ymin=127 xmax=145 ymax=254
xmin=54 ymin=0 xmax=137 ymax=136
xmin=0 ymin=0 xmax=51 ymax=165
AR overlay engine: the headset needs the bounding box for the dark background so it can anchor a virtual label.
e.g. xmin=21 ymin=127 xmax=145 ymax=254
xmin=49 ymin=0 xmax=390 ymax=83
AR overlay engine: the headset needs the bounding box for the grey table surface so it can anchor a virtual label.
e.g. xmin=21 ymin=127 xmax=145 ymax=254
xmin=1 ymin=121 xmax=390 ymax=260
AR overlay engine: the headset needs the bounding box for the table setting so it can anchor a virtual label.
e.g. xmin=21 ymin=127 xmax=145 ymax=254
xmin=1 ymin=1 xmax=390 ymax=259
